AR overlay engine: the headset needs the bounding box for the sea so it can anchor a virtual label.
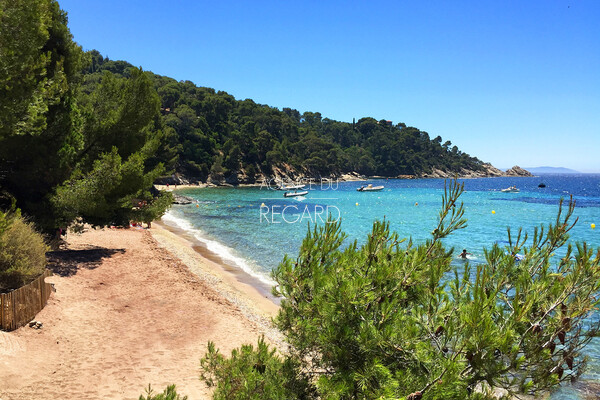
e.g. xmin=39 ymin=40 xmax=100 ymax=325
xmin=161 ymin=174 xmax=600 ymax=399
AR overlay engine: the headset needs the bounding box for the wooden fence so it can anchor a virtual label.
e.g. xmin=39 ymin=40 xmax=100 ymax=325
xmin=0 ymin=270 xmax=53 ymax=331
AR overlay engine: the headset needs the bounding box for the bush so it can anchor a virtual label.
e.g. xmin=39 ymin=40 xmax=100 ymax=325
xmin=200 ymin=337 xmax=312 ymax=400
xmin=130 ymin=190 xmax=173 ymax=227
xmin=0 ymin=210 xmax=48 ymax=291
xmin=139 ymin=384 xmax=187 ymax=400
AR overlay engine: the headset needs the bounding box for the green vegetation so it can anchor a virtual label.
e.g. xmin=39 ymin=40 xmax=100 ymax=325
xmin=0 ymin=0 xmax=484 ymax=289
xmin=1 ymin=0 xmax=483 ymax=235
xmin=200 ymin=337 xmax=312 ymax=400
xmin=3 ymin=1 xmax=599 ymax=397
xmin=0 ymin=0 xmax=172 ymax=233
xmin=0 ymin=209 xmax=48 ymax=291
xmin=83 ymin=52 xmax=485 ymax=184
xmin=138 ymin=384 xmax=187 ymax=400
xmin=202 ymin=181 xmax=600 ymax=399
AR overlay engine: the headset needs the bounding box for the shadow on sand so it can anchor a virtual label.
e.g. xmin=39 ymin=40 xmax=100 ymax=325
xmin=46 ymin=246 xmax=125 ymax=277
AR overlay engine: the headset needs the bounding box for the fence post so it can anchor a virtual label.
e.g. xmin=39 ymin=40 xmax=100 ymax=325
xmin=0 ymin=293 xmax=4 ymax=329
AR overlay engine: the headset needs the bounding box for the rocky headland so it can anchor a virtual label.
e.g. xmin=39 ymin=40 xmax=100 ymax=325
xmin=419 ymin=164 xmax=533 ymax=179
xmin=156 ymin=164 xmax=533 ymax=187
xmin=504 ymin=165 xmax=534 ymax=177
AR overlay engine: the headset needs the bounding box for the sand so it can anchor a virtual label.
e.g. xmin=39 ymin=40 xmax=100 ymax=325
xmin=0 ymin=225 xmax=281 ymax=400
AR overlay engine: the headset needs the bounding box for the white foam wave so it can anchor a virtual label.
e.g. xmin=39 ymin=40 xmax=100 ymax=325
xmin=161 ymin=211 xmax=277 ymax=287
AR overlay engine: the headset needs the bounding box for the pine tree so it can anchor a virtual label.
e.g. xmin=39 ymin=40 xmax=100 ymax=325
xmin=0 ymin=1 xmax=172 ymax=230
xmin=203 ymin=180 xmax=600 ymax=400
xmin=272 ymin=180 xmax=600 ymax=398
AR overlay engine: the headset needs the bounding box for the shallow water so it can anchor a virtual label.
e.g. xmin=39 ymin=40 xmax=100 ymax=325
xmin=163 ymin=174 xmax=600 ymax=398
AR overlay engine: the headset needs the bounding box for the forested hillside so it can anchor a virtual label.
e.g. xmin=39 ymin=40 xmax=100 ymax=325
xmin=0 ymin=0 xmax=485 ymax=234
xmin=0 ymin=1 xmax=171 ymax=232
xmin=84 ymin=51 xmax=485 ymax=184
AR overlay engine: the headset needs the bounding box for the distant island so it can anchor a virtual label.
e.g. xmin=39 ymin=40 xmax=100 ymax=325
xmin=524 ymin=166 xmax=582 ymax=175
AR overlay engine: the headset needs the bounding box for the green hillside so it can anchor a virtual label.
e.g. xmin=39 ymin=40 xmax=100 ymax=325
xmin=84 ymin=51 xmax=485 ymax=183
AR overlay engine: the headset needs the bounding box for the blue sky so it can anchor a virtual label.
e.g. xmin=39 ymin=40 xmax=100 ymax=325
xmin=59 ymin=0 xmax=600 ymax=172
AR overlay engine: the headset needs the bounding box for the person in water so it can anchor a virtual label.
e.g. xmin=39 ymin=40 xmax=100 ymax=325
xmin=459 ymin=249 xmax=471 ymax=259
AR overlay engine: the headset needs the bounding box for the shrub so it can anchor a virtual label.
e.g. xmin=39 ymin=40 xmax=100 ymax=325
xmin=138 ymin=384 xmax=187 ymax=400
xmin=130 ymin=190 xmax=173 ymax=227
xmin=0 ymin=210 xmax=48 ymax=291
xmin=200 ymin=337 xmax=312 ymax=400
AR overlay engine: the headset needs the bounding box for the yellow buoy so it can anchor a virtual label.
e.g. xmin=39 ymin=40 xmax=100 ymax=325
xmin=355 ymin=202 xmax=359 ymax=206
xmin=592 ymin=223 xmax=596 ymax=229
xmin=261 ymin=202 xmax=266 ymax=207
xmin=492 ymin=210 xmax=496 ymax=214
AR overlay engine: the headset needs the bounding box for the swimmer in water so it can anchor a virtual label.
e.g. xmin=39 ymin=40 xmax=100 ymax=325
xmin=459 ymin=249 xmax=471 ymax=259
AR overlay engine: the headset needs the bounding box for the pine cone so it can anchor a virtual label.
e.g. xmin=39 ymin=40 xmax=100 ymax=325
xmin=561 ymin=303 xmax=568 ymax=314
xmin=551 ymin=365 xmax=564 ymax=379
xmin=565 ymin=354 xmax=574 ymax=370
xmin=407 ymin=391 xmax=423 ymax=400
xmin=558 ymin=330 xmax=566 ymax=345
xmin=543 ymin=340 xmax=556 ymax=354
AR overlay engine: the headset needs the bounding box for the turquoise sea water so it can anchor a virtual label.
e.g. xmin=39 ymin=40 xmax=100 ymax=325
xmin=162 ymin=175 xmax=600 ymax=398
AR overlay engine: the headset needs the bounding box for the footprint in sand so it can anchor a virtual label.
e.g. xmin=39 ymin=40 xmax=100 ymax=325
xmin=0 ymin=331 xmax=24 ymax=356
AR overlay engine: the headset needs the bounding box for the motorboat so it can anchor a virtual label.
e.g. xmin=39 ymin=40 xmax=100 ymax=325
xmin=501 ymin=186 xmax=519 ymax=193
xmin=283 ymin=190 xmax=308 ymax=198
xmin=277 ymin=183 xmax=306 ymax=190
xmin=357 ymin=184 xmax=384 ymax=192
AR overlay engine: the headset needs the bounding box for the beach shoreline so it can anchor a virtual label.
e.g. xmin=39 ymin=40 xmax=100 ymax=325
xmin=151 ymin=220 xmax=280 ymax=317
xmin=0 ymin=224 xmax=281 ymax=400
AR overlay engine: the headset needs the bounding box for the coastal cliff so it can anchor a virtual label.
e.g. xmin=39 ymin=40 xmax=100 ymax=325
xmin=157 ymin=164 xmax=533 ymax=186
xmin=418 ymin=164 xmax=532 ymax=179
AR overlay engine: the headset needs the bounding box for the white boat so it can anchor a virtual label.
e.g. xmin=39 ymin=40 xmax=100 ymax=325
xmin=501 ymin=186 xmax=519 ymax=193
xmin=357 ymin=184 xmax=384 ymax=192
xmin=284 ymin=190 xmax=308 ymax=198
xmin=277 ymin=183 xmax=306 ymax=190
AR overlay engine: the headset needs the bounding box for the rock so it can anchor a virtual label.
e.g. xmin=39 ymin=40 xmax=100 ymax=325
xmin=172 ymin=194 xmax=194 ymax=205
xmin=340 ymin=172 xmax=366 ymax=181
xmin=479 ymin=163 xmax=506 ymax=177
xmin=155 ymin=173 xmax=197 ymax=185
xmin=29 ymin=320 xmax=43 ymax=329
xmin=505 ymin=165 xmax=533 ymax=177
xmin=156 ymin=162 xmax=531 ymax=187
xmin=416 ymin=163 xmax=526 ymax=179
xmin=571 ymin=380 xmax=600 ymax=400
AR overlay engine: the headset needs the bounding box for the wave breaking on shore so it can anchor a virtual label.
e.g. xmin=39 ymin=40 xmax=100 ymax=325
xmin=161 ymin=211 xmax=277 ymax=287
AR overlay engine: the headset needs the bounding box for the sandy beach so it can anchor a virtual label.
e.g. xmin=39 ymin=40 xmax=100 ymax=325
xmin=0 ymin=225 xmax=280 ymax=400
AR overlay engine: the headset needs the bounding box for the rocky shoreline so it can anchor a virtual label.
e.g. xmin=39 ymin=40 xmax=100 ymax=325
xmin=419 ymin=164 xmax=533 ymax=179
xmin=156 ymin=164 xmax=533 ymax=188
